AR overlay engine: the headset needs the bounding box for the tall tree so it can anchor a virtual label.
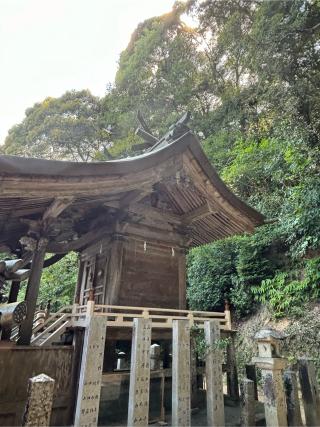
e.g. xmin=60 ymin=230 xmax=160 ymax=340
xmin=2 ymin=90 xmax=112 ymax=161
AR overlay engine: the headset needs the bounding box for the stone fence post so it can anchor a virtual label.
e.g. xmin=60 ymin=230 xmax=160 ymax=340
xmin=252 ymin=328 xmax=288 ymax=427
xmin=283 ymin=370 xmax=303 ymax=427
xmin=298 ymin=358 xmax=320 ymax=426
xmin=22 ymin=373 xmax=55 ymax=426
xmin=204 ymin=320 xmax=225 ymax=427
xmin=172 ymin=319 xmax=191 ymax=427
xmin=240 ymin=378 xmax=255 ymax=427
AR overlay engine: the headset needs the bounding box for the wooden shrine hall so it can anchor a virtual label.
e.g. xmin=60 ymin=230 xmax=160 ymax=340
xmin=0 ymin=115 xmax=263 ymax=426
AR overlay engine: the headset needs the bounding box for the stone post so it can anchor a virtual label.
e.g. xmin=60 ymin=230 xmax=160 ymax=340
xmin=298 ymin=358 xmax=320 ymax=426
xmin=240 ymin=378 xmax=255 ymax=427
xmin=204 ymin=320 xmax=225 ymax=427
xmin=172 ymin=319 xmax=191 ymax=427
xmin=127 ymin=318 xmax=152 ymax=427
xmin=283 ymin=370 xmax=303 ymax=427
xmin=190 ymin=335 xmax=199 ymax=408
xmin=22 ymin=373 xmax=55 ymax=426
xmin=245 ymin=364 xmax=258 ymax=400
xmin=226 ymin=331 xmax=240 ymax=400
xmin=252 ymin=328 xmax=288 ymax=427
xmin=150 ymin=343 xmax=161 ymax=370
xmin=74 ymin=300 xmax=107 ymax=427
xmin=116 ymin=351 xmax=127 ymax=370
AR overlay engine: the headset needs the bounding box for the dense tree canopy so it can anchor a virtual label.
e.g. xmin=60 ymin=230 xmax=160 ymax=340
xmin=2 ymin=90 xmax=112 ymax=161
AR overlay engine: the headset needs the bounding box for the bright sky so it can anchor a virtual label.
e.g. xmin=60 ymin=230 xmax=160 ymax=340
xmin=0 ymin=0 xmax=175 ymax=145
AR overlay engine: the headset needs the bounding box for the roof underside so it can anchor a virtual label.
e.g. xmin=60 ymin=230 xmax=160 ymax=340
xmin=0 ymin=131 xmax=263 ymax=253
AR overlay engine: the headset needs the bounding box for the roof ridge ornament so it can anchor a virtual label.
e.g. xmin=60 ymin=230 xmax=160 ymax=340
xmin=134 ymin=111 xmax=191 ymax=153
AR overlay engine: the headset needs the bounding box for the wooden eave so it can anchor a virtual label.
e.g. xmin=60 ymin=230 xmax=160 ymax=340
xmin=0 ymin=131 xmax=263 ymax=252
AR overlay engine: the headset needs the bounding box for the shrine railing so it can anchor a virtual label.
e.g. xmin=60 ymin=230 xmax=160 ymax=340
xmin=72 ymin=303 xmax=232 ymax=330
xmin=12 ymin=301 xmax=232 ymax=346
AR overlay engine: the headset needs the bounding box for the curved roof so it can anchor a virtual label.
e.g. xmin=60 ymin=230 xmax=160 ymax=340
xmin=0 ymin=131 xmax=263 ymax=252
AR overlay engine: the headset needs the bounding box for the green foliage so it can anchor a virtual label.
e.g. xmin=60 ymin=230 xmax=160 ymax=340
xmin=187 ymin=227 xmax=280 ymax=318
xmin=191 ymin=326 xmax=231 ymax=360
xmin=3 ymin=0 xmax=320 ymax=323
xmin=18 ymin=252 xmax=78 ymax=311
xmin=2 ymin=90 xmax=112 ymax=161
xmin=253 ymin=257 xmax=320 ymax=318
xmin=187 ymin=239 xmax=238 ymax=313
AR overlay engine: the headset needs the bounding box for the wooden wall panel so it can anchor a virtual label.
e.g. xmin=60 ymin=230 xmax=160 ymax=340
xmin=118 ymin=239 xmax=180 ymax=309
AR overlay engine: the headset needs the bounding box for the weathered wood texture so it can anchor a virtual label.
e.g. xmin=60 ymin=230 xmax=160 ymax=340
xmin=118 ymin=239 xmax=180 ymax=308
xmin=127 ymin=318 xmax=152 ymax=427
xmin=172 ymin=319 xmax=191 ymax=427
xmin=18 ymin=238 xmax=48 ymax=345
xmin=204 ymin=320 xmax=225 ymax=427
xmin=74 ymin=316 xmax=107 ymax=427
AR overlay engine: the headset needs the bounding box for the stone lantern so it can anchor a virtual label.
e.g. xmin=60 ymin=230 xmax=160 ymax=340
xmin=252 ymin=328 xmax=288 ymax=427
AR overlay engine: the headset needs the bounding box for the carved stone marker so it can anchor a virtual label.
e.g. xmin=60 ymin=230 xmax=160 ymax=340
xmin=172 ymin=319 xmax=191 ymax=427
xmin=22 ymin=373 xmax=55 ymax=427
xmin=253 ymin=328 xmax=288 ymax=427
xmin=127 ymin=318 xmax=152 ymax=427
xmin=74 ymin=315 xmax=107 ymax=427
xmin=298 ymin=358 xmax=320 ymax=426
xmin=204 ymin=320 xmax=225 ymax=427
xmin=283 ymin=370 xmax=303 ymax=427
xmin=240 ymin=378 xmax=255 ymax=427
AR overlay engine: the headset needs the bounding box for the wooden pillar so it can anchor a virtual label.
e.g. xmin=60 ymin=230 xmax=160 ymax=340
xmin=283 ymin=370 xmax=303 ymax=427
xmin=298 ymin=358 xmax=320 ymax=426
xmin=18 ymin=237 xmax=48 ymax=345
xmin=74 ymin=302 xmax=107 ymax=427
xmin=240 ymin=379 xmax=255 ymax=427
xmin=22 ymin=373 xmax=55 ymax=426
xmin=226 ymin=331 xmax=239 ymax=400
xmin=178 ymin=249 xmax=187 ymax=310
xmin=127 ymin=318 xmax=152 ymax=427
xmin=204 ymin=320 xmax=225 ymax=427
xmin=104 ymin=234 xmax=124 ymax=305
xmin=74 ymin=258 xmax=84 ymax=304
xmin=8 ymin=280 xmax=21 ymax=303
xmin=172 ymin=319 xmax=191 ymax=427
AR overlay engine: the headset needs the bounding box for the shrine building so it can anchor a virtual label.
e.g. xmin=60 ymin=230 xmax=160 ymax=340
xmin=0 ymin=116 xmax=263 ymax=426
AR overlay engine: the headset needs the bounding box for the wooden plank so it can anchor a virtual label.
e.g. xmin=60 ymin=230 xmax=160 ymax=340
xmin=181 ymin=201 xmax=215 ymax=224
xmin=104 ymin=236 xmax=124 ymax=305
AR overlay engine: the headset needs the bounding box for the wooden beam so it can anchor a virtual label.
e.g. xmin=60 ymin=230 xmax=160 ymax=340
xmin=128 ymin=203 xmax=182 ymax=224
xmin=181 ymin=201 xmax=215 ymax=224
xmin=42 ymin=197 xmax=74 ymax=223
xmin=47 ymin=226 xmax=111 ymax=253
